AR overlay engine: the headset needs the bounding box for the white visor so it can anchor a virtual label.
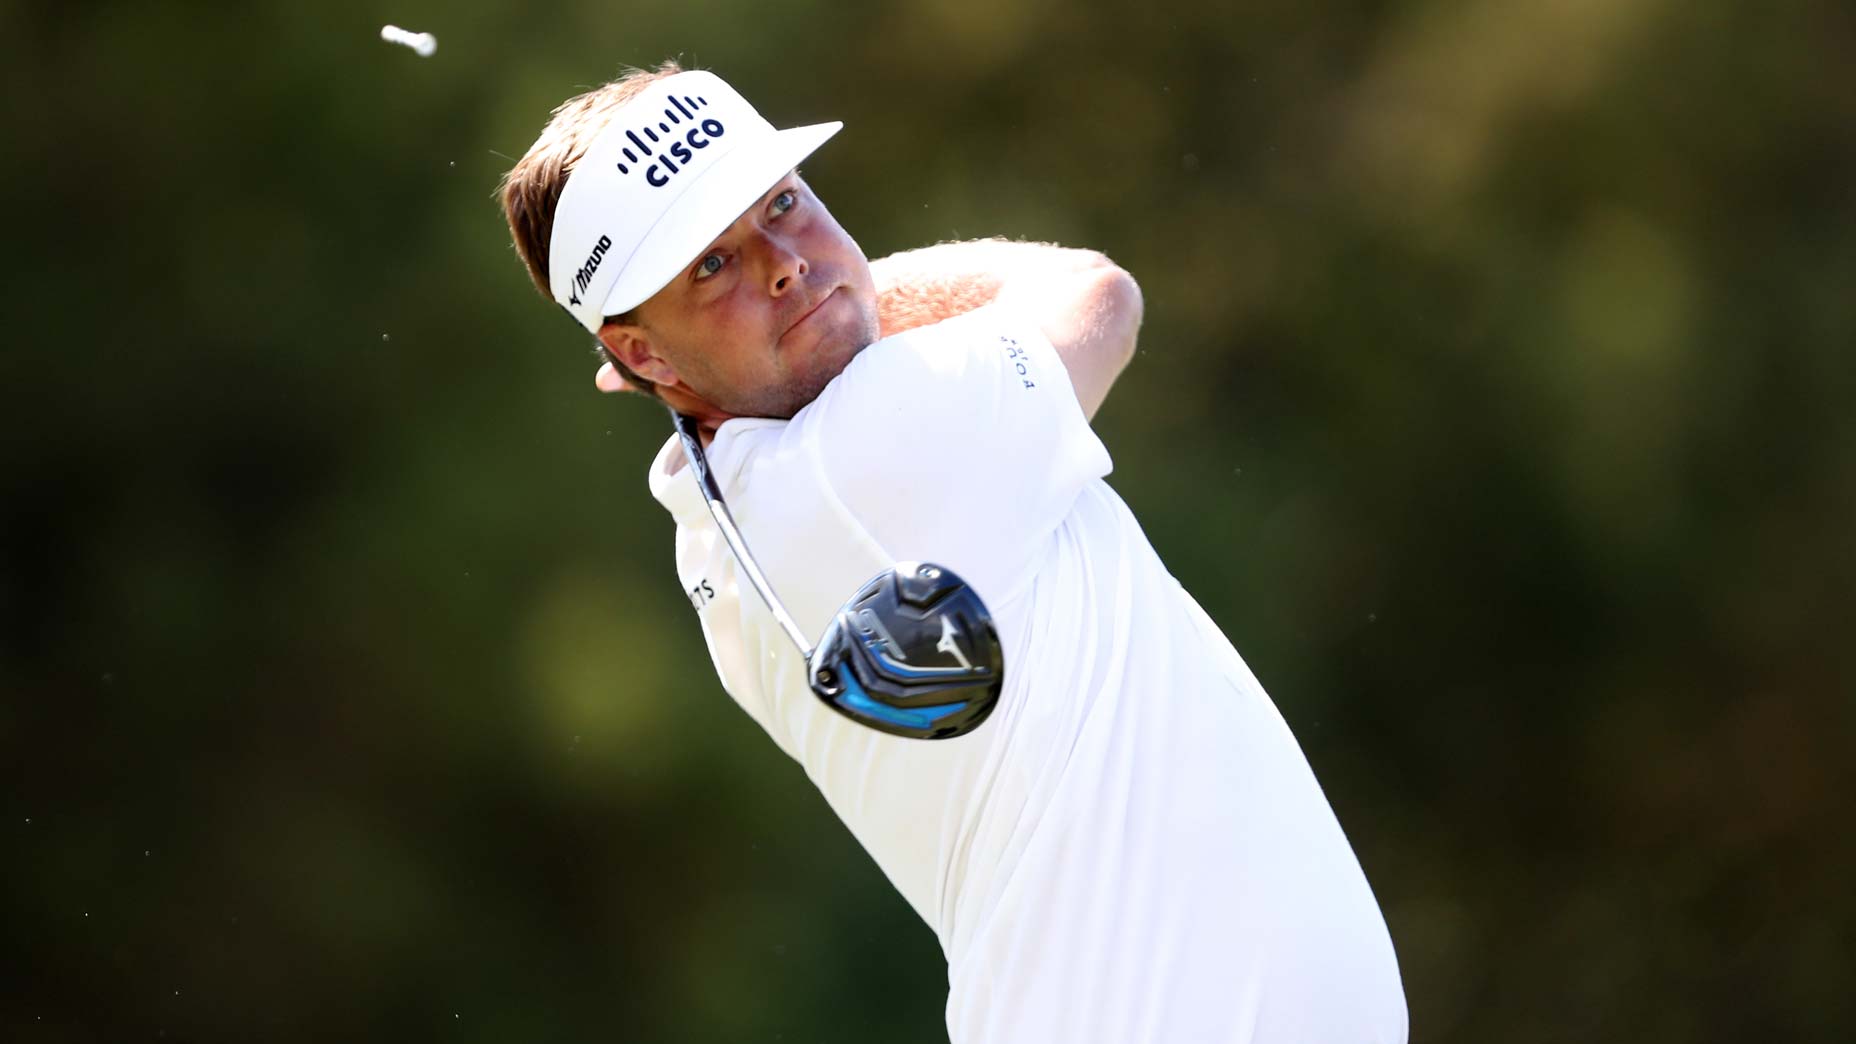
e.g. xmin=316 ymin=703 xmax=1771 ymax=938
xmin=547 ymin=70 xmax=842 ymax=333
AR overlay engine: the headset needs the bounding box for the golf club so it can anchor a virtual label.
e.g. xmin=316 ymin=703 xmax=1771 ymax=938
xmin=672 ymin=412 xmax=1002 ymax=739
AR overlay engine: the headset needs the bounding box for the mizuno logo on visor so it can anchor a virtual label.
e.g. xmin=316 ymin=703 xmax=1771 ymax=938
xmin=611 ymin=93 xmax=727 ymax=188
xmin=568 ymin=233 xmax=613 ymax=307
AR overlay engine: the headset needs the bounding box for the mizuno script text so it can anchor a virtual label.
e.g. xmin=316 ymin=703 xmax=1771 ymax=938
xmin=568 ymin=234 xmax=612 ymax=308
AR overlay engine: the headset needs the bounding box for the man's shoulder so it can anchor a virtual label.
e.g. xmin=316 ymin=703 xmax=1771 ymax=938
xmin=803 ymin=304 xmax=1047 ymax=423
xmin=718 ymin=303 xmax=1110 ymax=610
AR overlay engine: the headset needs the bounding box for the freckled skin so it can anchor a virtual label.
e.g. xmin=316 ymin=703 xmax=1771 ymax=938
xmin=599 ymin=173 xmax=881 ymax=423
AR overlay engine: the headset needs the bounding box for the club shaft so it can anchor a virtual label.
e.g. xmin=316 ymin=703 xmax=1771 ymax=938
xmin=673 ymin=413 xmax=814 ymax=657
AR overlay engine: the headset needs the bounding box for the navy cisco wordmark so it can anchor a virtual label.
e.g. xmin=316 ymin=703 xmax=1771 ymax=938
xmin=616 ymin=95 xmax=724 ymax=188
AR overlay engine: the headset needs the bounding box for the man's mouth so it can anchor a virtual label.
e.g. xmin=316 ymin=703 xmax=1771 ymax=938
xmin=781 ymin=288 xmax=836 ymax=345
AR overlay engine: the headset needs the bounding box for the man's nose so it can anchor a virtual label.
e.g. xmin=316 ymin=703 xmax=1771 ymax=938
xmin=751 ymin=229 xmax=807 ymax=296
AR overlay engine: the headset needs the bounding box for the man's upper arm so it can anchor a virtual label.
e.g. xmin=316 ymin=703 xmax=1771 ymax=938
xmin=870 ymin=240 xmax=1145 ymax=420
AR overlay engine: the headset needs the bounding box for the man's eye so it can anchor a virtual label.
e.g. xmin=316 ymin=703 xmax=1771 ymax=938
xmin=695 ymin=254 xmax=725 ymax=279
xmin=771 ymin=189 xmax=797 ymax=215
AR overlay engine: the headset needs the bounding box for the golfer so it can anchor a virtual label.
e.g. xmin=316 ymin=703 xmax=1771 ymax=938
xmin=501 ymin=62 xmax=1407 ymax=1043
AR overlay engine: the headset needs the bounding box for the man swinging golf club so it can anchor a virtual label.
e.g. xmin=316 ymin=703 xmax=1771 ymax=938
xmin=500 ymin=61 xmax=1407 ymax=1043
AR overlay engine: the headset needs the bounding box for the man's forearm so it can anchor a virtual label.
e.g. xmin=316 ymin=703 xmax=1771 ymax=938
xmin=872 ymin=245 xmax=1008 ymax=338
xmin=871 ymin=239 xmax=1144 ymax=419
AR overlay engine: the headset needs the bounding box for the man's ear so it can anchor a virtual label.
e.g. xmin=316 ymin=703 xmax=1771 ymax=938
xmin=597 ymin=319 xmax=681 ymax=388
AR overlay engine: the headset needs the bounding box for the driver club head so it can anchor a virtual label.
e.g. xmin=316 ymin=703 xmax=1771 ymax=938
xmin=806 ymin=562 xmax=1003 ymax=740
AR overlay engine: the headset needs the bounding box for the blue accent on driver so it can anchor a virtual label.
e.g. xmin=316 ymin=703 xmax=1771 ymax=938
xmin=835 ymin=671 xmax=969 ymax=732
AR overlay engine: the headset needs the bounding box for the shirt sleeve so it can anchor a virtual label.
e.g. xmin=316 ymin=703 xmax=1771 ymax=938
xmin=801 ymin=303 xmax=1113 ymax=607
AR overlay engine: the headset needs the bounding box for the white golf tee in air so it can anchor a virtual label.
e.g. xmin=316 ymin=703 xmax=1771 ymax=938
xmin=380 ymin=25 xmax=437 ymax=57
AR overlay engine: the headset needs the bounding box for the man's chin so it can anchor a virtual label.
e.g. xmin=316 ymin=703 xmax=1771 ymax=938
xmin=709 ymin=361 xmax=841 ymax=421
xmin=715 ymin=310 xmax=879 ymax=420
xmin=774 ymin=350 xmax=860 ymax=418
xmin=787 ymin=311 xmax=878 ymax=407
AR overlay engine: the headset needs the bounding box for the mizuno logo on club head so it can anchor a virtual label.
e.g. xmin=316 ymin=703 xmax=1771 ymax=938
xmin=612 ymin=93 xmax=726 ymax=189
xmin=936 ymin=616 xmax=974 ymax=670
xmin=569 ymin=233 xmax=613 ymax=307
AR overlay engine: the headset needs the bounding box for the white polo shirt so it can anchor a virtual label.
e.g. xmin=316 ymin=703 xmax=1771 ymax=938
xmin=647 ymin=305 xmax=1407 ymax=1043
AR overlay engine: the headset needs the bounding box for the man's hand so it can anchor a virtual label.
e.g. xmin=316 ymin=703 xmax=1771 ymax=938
xmin=595 ymin=359 xmax=632 ymax=393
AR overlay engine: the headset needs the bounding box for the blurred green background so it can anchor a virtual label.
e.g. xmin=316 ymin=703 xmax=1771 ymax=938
xmin=5 ymin=0 xmax=1853 ymax=1040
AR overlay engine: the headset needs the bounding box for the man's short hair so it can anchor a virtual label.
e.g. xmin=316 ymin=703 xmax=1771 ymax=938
xmin=499 ymin=60 xmax=684 ymax=395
